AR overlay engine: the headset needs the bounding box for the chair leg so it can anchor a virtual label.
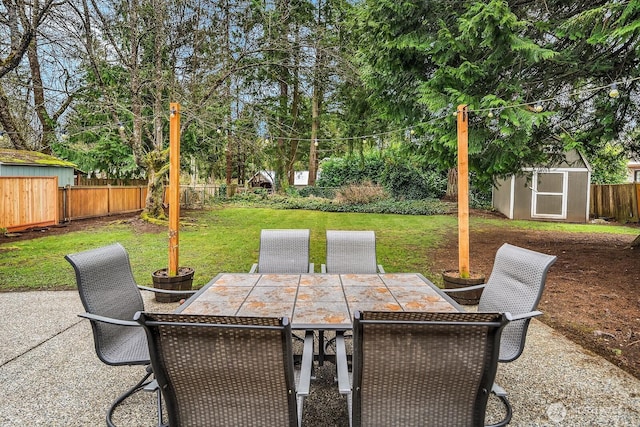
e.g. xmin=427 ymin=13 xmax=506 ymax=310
xmin=106 ymin=366 xmax=161 ymax=427
xmin=485 ymin=383 xmax=513 ymax=427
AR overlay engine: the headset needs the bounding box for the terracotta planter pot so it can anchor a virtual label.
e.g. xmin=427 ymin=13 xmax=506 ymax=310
xmin=152 ymin=267 xmax=195 ymax=303
xmin=442 ymin=270 xmax=485 ymax=305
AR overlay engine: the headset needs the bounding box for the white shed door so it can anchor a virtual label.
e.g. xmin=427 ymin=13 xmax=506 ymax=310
xmin=531 ymin=171 xmax=567 ymax=219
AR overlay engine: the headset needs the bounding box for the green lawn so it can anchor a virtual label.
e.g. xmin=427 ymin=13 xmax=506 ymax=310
xmin=0 ymin=207 xmax=636 ymax=291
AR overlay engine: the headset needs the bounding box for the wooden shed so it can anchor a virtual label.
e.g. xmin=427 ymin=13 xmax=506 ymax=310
xmin=0 ymin=149 xmax=76 ymax=186
xmin=492 ymin=149 xmax=592 ymax=223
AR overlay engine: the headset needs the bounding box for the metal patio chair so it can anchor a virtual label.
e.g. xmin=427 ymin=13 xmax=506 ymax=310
xmin=321 ymin=230 xmax=385 ymax=357
xmin=250 ymin=229 xmax=314 ymax=273
xmin=342 ymin=311 xmax=512 ymax=427
xmin=321 ymin=230 xmax=384 ymax=273
xmin=442 ymin=243 xmax=557 ymax=417
xmin=65 ymin=243 xmax=196 ymax=427
xmin=135 ymin=312 xmax=313 ymax=427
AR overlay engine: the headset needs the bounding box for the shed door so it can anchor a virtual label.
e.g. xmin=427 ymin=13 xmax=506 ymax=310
xmin=531 ymin=171 xmax=567 ymax=219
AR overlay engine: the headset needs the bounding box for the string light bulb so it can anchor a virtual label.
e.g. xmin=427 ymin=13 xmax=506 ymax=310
xmin=265 ymin=135 xmax=270 ymax=144
xmin=533 ymin=103 xmax=544 ymax=113
xmin=487 ymin=111 xmax=494 ymax=118
xmin=314 ymin=139 xmax=318 ymax=147
xmin=60 ymin=131 xmax=69 ymax=141
xmin=216 ymin=127 xmax=222 ymax=134
xmin=118 ymin=122 xmax=125 ymax=131
xmin=609 ymin=84 xmax=620 ymax=98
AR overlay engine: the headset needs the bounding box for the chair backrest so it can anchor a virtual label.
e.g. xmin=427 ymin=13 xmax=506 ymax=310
xmin=136 ymin=312 xmax=299 ymax=427
xmin=325 ymin=230 xmax=379 ymax=273
xmin=65 ymin=243 xmax=148 ymax=365
xmin=352 ymin=311 xmax=507 ymax=427
xmin=257 ymin=229 xmax=311 ymax=273
xmin=478 ymin=243 xmax=557 ymax=362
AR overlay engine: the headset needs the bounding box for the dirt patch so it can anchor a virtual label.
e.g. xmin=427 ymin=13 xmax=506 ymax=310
xmin=430 ymin=212 xmax=640 ymax=380
xmin=3 ymin=210 xmax=640 ymax=379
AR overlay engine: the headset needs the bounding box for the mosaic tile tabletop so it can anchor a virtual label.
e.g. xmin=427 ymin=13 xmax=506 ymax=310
xmin=180 ymin=273 xmax=457 ymax=329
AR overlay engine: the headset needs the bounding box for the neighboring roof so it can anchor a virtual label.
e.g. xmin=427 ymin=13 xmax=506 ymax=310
xmin=249 ymin=170 xmax=275 ymax=184
xmin=0 ymin=149 xmax=76 ymax=168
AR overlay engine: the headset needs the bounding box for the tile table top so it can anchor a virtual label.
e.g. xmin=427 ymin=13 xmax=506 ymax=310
xmin=179 ymin=273 xmax=458 ymax=330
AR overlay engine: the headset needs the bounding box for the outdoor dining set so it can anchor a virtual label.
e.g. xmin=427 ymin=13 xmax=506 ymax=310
xmin=64 ymin=229 xmax=557 ymax=427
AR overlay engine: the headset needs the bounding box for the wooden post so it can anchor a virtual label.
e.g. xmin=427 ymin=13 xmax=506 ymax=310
xmin=168 ymin=103 xmax=180 ymax=276
xmin=457 ymin=104 xmax=470 ymax=278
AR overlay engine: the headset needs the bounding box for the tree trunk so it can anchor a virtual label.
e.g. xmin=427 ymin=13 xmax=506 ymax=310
xmin=27 ymin=36 xmax=54 ymax=153
xmin=445 ymin=167 xmax=458 ymax=201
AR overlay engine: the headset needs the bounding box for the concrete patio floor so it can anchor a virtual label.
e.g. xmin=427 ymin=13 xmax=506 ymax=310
xmin=1 ymin=290 xmax=638 ymax=426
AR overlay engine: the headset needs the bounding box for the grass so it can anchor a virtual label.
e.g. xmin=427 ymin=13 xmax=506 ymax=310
xmin=0 ymin=206 xmax=637 ymax=291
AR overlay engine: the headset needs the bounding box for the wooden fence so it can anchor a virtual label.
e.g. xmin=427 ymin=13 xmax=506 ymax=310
xmin=59 ymin=185 xmax=147 ymax=221
xmin=590 ymin=183 xmax=640 ymax=223
xmin=4 ymin=177 xmax=639 ymax=231
xmin=0 ymin=177 xmax=59 ymax=231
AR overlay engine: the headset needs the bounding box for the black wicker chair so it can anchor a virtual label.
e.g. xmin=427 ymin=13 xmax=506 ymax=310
xmin=65 ymin=243 xmax=196 ymax=426
xmin=344 ymin=311 xmax=512 ymax=427
xmin=135 ymin=312 xmax=313 ymax=427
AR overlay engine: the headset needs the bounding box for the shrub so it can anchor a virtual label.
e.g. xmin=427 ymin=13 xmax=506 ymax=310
xmin=334 ymin=182 xmax=388 ymax=204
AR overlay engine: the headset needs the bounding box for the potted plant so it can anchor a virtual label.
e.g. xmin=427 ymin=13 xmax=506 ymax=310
xmin=442 ymin=105 xmax=485 ymax=305
xmin=151 ymin=103 xmax=194 ymax=302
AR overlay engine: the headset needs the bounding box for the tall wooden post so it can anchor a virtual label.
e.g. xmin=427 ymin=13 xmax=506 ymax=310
xmin=457 ymin=104 xmax=470 ymax=278
xmin=168 ymin=103 xmax=180 ymax=276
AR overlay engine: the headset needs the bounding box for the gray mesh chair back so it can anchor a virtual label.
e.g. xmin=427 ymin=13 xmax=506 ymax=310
xmin=65 ymin=242 xmax=149 ymax=365
xmin=323 ymin=230 xmax=383 ymax=273
xmin=136 ymin=312 xmax=302 ymax=427
xmin=252 ymin=229 xmax=312 ymax=273
xmin=478 ymin=243 xmax=557 ymax=362
xmin=352 ymin=311 xmax=508 ymax=427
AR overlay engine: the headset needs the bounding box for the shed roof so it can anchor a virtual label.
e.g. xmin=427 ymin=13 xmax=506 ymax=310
xmin=0 ymin=149 xmax=76 ymax=168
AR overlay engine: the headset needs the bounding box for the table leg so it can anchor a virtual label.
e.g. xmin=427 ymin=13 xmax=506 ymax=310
xmin=318 ymin=330 xmax=325 ymax=366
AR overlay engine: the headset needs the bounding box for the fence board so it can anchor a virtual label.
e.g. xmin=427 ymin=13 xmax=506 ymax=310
xmin=590 ymin=183 xmax=639 ymax=223
xmin=0 ymin=177 xmax=59 ymax=231
xmin=59 ymin=186 xmax=148 ymax=221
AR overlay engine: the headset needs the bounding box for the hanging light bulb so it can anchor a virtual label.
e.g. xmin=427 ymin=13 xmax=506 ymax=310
xmin=410 ymin=128 xmax=416 ymax=135
xmin=216 ymin=127 xmax=222 ymax=134
xmin=118 ymin=122 xmax=125 ymax=131
xmin=314 ymin=139 xmax=318 ymax=147
xmin=487 ymin=110 xmax=494 ymax=118
xmin=609 ymin=84 xmax=620 ymax=98
xmin=533 ymin=103 xmax=544 ymax=113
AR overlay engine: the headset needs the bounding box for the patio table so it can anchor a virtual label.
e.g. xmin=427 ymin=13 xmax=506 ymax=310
xmin=177 ymin=273 xmax=462 ymax=364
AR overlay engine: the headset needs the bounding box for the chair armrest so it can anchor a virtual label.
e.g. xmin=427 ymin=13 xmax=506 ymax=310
xmin=78 ymin=312 xmax=139 ymax=327
xmin=296 ymin=331 xmax=314 ymax=397
xmin=335 ymin=332 xmax=351 ymax=395
xmin=137 ymin=285 xmax=197 ymax=295
xmin=441 ymin=283 xmax=487 ymax=293
xmin=308 ymin=263 xmax=315 ymax=273
xmin=377 ymin=264 xmax=385 ymax=273
xmin=505 ymin=311 xmax=543 ymax=322
xmin=249 ymin=263 xmax=258 ymax=273
xmin=321 ymin=264 xmax=327 ymax=273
